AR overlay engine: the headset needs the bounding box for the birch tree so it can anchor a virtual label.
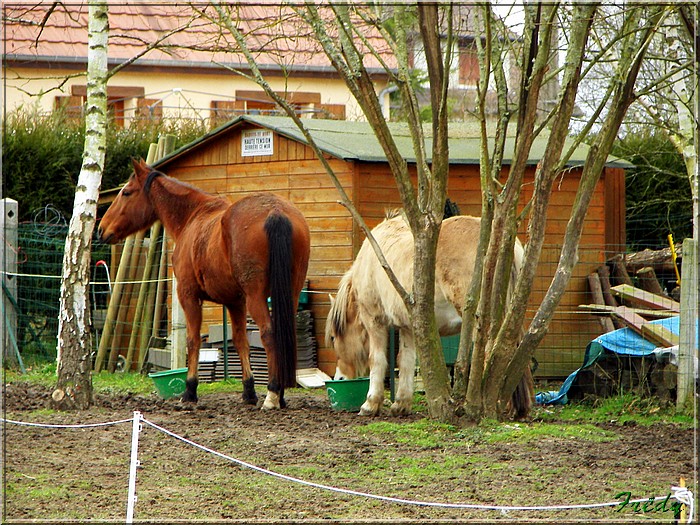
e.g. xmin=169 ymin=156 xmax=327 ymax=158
xmin=52 ymin=0 xmax=108 ymax=410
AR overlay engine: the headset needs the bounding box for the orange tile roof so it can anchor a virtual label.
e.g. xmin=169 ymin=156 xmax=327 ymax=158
xmin=4 ymin=3 xmax=396 ymax=73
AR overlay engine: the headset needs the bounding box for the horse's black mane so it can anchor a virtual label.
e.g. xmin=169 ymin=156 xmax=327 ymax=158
xmin=144 ymin=170 xmax=164 ymax=195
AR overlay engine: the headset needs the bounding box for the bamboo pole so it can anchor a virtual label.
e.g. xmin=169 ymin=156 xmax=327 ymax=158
xmin=94 ymin=236 xmax=134 ymax=372
xmin=124 ymin=221 xmax=162 ymax=371
xmin=134 ymin=135 xmax=176 ymax=371
xmin=136 ymin=228 xmax=164 ymax=371
xmin=108 ymin=229 xmax=146 ymax=372
xmin=150 ymin=237 xmax=168 ymax=342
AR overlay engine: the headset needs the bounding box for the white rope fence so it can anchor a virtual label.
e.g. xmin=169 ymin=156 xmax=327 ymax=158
xmin=3 ymin=412 xmax=695 ymax=523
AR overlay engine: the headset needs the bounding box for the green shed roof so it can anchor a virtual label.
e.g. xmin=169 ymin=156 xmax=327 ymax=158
xmin=156 ymin=114 xmax=632 ymax=169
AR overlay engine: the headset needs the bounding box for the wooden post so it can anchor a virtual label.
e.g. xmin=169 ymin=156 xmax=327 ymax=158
xmin=124 ymin=221 xmax=162 ymax=370
xmin=150 ymin=240 xmax=168 ymax=342
xmin=171 ymin=273 xmax=187 ymax=370
xmin=136 ymin=227 xmax=164 ymax=372
xmin=587 ymin=273 xmax=615 ymax=333
xmin=108 ymin=229 xmax=146 ymax=372
xmin=635 ymin=266 xmax=665 ymax=295
xmin=611 ymin=254 xmax=633 ymax=286
xmin=94 ymin=236 xmax=134 ymax=372
xmin=677 ymin=238 xmax=697 ymax=411
xmin=1 ymin=199 xmax=19 ymax=365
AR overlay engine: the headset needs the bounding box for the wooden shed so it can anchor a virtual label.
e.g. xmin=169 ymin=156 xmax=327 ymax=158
xmin=112 ymin=115 xmax=630 ymax=378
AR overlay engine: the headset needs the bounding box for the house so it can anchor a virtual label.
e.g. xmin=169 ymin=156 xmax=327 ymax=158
xmin=100 ymin=115 xmax=630 ymax=378
xmin=3 ymin=3 xmax=395 ymax=124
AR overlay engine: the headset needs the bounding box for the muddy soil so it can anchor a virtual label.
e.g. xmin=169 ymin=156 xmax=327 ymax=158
xmin=3 ymin=381 xmax=695 ymax=523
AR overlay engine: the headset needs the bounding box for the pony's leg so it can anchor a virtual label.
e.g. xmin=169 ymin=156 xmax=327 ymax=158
xmin=359 ymin=324 xmax=388 ymax=416
xmin=391 ymin=328 xmax=416 ymax=416
xmin=227 ymin=303 xmax=258 ymax=405
xmin=180 ymin=296 xmax=203 ymax=404
xmin=246 ymin=293 xmax=284 ymax=410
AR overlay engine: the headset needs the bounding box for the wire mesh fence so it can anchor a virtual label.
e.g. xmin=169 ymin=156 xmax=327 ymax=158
xmin=4 ymin=207 xmax=696 ymax=406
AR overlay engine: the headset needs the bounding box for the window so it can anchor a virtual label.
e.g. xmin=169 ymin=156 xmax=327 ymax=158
xmin=55 ymin=86 xmax=157 ymax=127
xmin=458 ymin=42 xmax=480 ymax=87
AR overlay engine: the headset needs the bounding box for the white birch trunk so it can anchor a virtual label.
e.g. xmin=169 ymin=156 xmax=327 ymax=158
xmin=53 ymin=1 xmax=108 ymax=410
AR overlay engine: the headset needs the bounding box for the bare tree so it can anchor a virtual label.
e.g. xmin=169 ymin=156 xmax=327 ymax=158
xmin=196 ymin=2 xmax=669 ymax=422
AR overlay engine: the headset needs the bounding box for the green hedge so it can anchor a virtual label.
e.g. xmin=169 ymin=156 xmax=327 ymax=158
xmin=613 ymin=132 xmax=692 ymax=250
xmin=2 ymin=108 xmax=207 ymax=221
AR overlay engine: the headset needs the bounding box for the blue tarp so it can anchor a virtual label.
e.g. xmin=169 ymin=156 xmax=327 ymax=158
xmin=536 ymin=316 xmax=693 ymax=405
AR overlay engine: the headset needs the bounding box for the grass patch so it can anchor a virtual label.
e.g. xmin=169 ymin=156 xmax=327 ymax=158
xmin=355 ymin=418 xmax=456 ymax=449
xmin=93 ymin=370 xmax=154 ymax=396
xmin=4 ymin=363 xmax=243 ymax=398
xmin=197 ymin=378 xmax=243 ymax=395
xmin=535 ymin=394 xmax=694 ymax=427
xmin=471 ymin=421 xmax=618 ymax=444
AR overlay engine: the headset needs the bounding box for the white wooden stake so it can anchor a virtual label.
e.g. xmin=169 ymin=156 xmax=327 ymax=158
xmin=126 ymin=411 xmax=142 ymax=523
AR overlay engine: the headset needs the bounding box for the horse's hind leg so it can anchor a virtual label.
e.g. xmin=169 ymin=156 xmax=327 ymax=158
xmin=246 ymin=292 xmax=284 ymax=410
xmin=359 ymin=323 xmax=388 ymax=416
xmin=227 ymin=303 xmax=258 ymax=405
xmin=391 ymin=328 xmax=416 ymax=416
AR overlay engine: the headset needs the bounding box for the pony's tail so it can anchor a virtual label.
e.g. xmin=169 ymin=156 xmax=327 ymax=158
xmin=264 ymin=213 xmax=297 ymax=389
xmin=511 ymin=365 xmax=534 ymax=419
xmin=509 ymin=237 xmax=533 ymax=419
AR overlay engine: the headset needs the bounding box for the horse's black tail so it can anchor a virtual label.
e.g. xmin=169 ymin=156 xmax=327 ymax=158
xmin=264 ymin=213 xmax=297 ymax=389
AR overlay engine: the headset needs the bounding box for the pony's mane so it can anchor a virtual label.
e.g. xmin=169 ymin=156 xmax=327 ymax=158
xmin=384 ymin=208 xmax=402 ymax=219
xmin=325 ymin=271 xmax=354 ymax=346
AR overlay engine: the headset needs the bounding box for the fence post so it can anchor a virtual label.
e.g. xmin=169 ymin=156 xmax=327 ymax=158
xmin=1 ymin=199 xmax=19 ymax=365
xmin=126 ymin=411 xmax=142 ymax=524
xmin=677 ymin=237 xmax=698 ymax=411
xmin=171 ymin=274 xmax=187 ymax=369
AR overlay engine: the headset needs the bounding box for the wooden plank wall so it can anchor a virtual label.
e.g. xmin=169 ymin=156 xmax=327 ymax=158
xmin=162 ymin=126 xmax=355 ymax=375
xmin=356 ymin=162 xmax=612 ymax=377
xmin=159 ymin=127 xmax=624 ymax=379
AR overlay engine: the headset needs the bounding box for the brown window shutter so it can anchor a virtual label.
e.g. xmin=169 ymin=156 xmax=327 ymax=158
xmin=210 ymin=100 xmax=244 ymax=126
xmin=54 ymin=95 xmax=84 ymax=121
xmin=315 ymin=104 xmax=346 ymax=120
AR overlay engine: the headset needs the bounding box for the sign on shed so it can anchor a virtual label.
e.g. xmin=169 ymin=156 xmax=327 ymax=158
xmin=241 ymin=129 xmax=273 ymax=157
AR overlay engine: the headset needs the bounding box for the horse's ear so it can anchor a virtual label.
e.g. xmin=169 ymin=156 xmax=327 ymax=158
xmin=131 ymin=158 xmax=150 ymax=182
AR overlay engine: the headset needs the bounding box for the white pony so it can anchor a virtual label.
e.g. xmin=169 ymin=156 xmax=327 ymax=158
xmin=326 ymin=212 xmax=532 ymax=417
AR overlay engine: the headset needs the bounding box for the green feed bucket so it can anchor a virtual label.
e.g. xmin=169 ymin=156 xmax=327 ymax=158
xmin=326 ymin=377 xmax=370 ymax=412
xmin=149 ymin=368 xmax=188 ymax=400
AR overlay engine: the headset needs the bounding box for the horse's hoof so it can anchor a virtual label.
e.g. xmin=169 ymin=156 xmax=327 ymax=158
xmin=181 ymin=393 xmax=198 ymax=404
xmin=242 ymin=394 xmax=258 ymax=405
xmin=389 ymin=402 xmax=412 ymax=417
xmin=358 ymin=402 xmax=380 ymax=416
xmin=261 ymin=391 xmax=281 ymax=410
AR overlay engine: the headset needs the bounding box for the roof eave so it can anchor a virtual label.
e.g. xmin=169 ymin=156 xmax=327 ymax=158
xmin=4 ymin=54 xmax=394 ymax=79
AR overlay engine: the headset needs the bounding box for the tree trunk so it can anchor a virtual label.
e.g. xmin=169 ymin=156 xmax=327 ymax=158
xmin=497 ymin=5 xmax=665 ymax=408
xmin=52 ymin=1 xmax=108 ymax=410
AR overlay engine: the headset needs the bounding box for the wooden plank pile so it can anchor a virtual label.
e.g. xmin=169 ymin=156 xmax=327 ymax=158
xmin=199 ymin=309 xmax=317 ymax=384
xmin=575 ymin=245 xmax=683 ymax=402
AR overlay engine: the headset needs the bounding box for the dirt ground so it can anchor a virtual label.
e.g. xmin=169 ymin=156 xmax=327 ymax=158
xmin=2 ymin=381 xmax=696 ymax=523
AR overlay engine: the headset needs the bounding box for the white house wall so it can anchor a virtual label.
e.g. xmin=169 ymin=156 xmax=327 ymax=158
xmin=4 ymin=66 xmax=380 ymax=123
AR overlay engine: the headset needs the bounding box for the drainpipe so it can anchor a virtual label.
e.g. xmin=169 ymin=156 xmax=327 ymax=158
xmin=377 ymin=85 xmax=399 ymax=120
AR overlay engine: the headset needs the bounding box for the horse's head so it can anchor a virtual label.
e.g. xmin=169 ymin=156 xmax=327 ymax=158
xmin=98 ymin=158 xmax=160 ymax=244
xmin=325 ymin=274 xmax=369 ymax=380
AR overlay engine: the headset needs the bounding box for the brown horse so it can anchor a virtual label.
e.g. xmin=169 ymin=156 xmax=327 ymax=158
xmin=99 ymin=159 xmax=310 ymax=410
